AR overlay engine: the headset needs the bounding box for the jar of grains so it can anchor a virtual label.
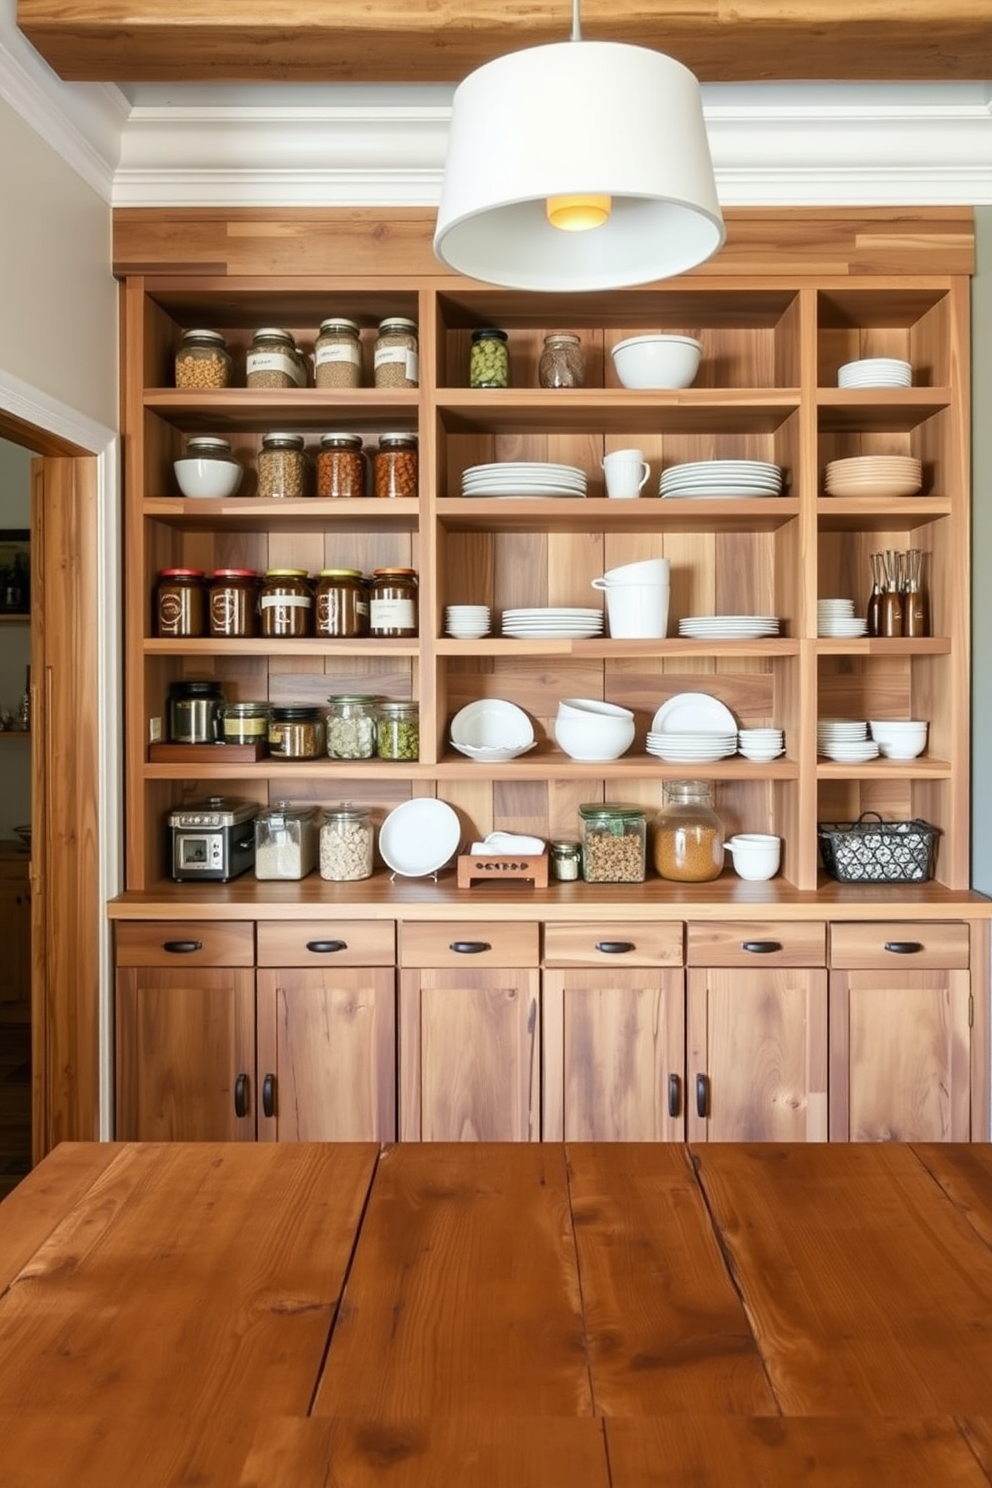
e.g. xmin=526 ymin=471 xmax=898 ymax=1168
xmin=246 ymin=327 xmax=308 ymax=389
xmin=317 ymin=432 xmax=367 ymax=499
xmin=314 ymin=317 xmax=363 ymax=389
xmin=208 ymin=568 xmax=259 ymax=638
xmin=220 ymin=700 xmax=271 ymax=747
xmin=155 ymin=568 xmax=206 ymax=637
xmin=268 ymin=705 xmax=325 ymax=759
xmin=375 ymin=700 xmax=419 ymax=761
xmin=315 ymin=570 xmax=368 ymax=638
xmin=374 ymin=316 xmax=419 ymax=388
xmin=369 ymin=567 xmax=418 ymax=637
xmin=254 ymin=802 xmax=320 ymax=880
xmin=319 ymin=805 xmax=374 ymax=882
xmin=550 ymin=838 xmax=582 ymax=881
xmin=174 ymin=329 xmax=232 ymax=390
xmin=469 ymin=327 xmax=510 ymax=388
xmin=373 ymin=432 xmax=418 ymax=499
xmin=539 ymin=333 xmax=585 ymax=389
xmin=578 ymin=803 xmax=647 ymax=883
xmin=259 ymin=568 xmax=312 ymax=638
xmin=258 ymin=432 xmax=309 ymax=499
xmin=326 ymin=693 xmax=380 ymax=759
xmin=653 ymin=780 xmax=725 ymax=882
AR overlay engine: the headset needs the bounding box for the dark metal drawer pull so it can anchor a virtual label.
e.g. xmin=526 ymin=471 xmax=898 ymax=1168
xmin=449 ymin=941 xmax=492 ymax=954
xmin=262 ymin=1073 xmax=275 ymax=1119
xmin=595 ymin=940 xmax=635 ymax=954
xmin=696 ymin=1073 xmax=709 ymax=1119
xmin=741 ymin=940 xmax=781 ymax=954
xmin=884 ymin=941 xmax=923 ymax=954
xmin=305 ymin=939 xmax=347 ymax=954
xmin=162 ymin=939 xmax=203 ymax=954
xmin=668 ymin=1073 xmax=681 ymax=1118
xmin=234 ymin=1072 xmax=248 ymax=1119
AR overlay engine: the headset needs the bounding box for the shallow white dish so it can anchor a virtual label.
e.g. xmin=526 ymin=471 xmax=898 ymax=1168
xmin=378 ymin=799 xmax=461 ymax=877
xmin=449 ymin=740 xmax=536 ymax=762
xmin=652 ymin=692 xmax=737 ymax=735
xmin=449 ymin=698 xmax=535 ymax=750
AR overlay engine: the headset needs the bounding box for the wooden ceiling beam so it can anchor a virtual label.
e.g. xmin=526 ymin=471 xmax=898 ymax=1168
xmin=16 ymin=0 xmax=992 ymax=85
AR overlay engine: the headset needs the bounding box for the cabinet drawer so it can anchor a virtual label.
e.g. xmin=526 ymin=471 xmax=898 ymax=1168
xmin=829 ymin=921 xmax=970 ymax=970
xmin=399 ymin=921 xmax=539 ymax=968
xmin=686 ymin=921 xmax=826 ymax=967
xmin=115 ymin=920 xmax=255 ymax=967
xmin=256 ymin=919 xmax=395 ymax=967
xmin=544 ymin=921 xmax=683 ymax=967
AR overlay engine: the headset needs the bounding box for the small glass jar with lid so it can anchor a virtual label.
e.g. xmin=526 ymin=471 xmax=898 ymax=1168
xmin=315 ymin=569 xmax=368 ymax=638
xmin=182 ymin=434 xmax=239 ymax=465
xmin=246 ymin=327 xmax=308 ymax=389
xmin=653 ymin=780 xmax=725 ymax=883
xmin=539 ymin=333 xmax=585 ymax=389
xmin=155 ymin=568 xmax=206 ymax=637
xmin=268 ymin=705 xmax=325 ymax=759
xmin=208 ymin=568 xmax=259 ymax=638
xmin=174 ymin=329 xmax=232 ymax=390
xmin=373 ymin=432 xmax=418 ymax=498
xmin=319 ymin=805 xmax=374 ymax=882
xmin=254 ymin=802 xmax=320 ymax=880
xmin=258 ymin=432 xmax=309 ymax=499
xmin=314 ymin=317 xmax=363 ymax=389
xmin=369 ymin=567 xmax=418 ymax=637
xmin=220 ymin=700 xmax=271 ymax=747
xmin=550 ymin=838 xmax=582 ymax=882
xmin=316 ymin=432 xmax=367 ymax=499
xmin=259 ymin=568 xmax=312 ymax=638
xmin=469 ymin=328 xmax=510 ymax=388
xmin=578 ymin=803 xmax=647 ymax=883
xmin=326 ymin=693 xmax=380 ymax=759
xmin=374 ymin=316 xmax=419 ymax=388
xmin=375 ymin=700 xmax=419 ymax=761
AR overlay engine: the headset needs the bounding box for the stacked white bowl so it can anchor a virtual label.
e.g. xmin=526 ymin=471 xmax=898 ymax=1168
xmin=869 ymin=719 xmax=928 ymax=759
xmin=554 ymin=698 xmax=635 ymax=761
xmin=838 ymin=358 xmax=912 ymax=388
xmin=737 ymin=728 xmax=785 ymax=761
xmin=817 ymin=719 xmax=878 ymax=762
xmin=817 ymin=597 xmax=868 ymax=637
xmin=445 ymin=605 xmax=490 ymax=638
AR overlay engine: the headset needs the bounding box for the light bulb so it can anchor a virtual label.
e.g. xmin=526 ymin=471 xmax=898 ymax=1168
xmin=546 ymin=194 xmax=612 ymax=232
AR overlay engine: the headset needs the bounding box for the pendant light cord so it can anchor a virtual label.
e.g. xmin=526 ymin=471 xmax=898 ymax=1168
xmin=571 ymin=0 xmax=582 ymax=43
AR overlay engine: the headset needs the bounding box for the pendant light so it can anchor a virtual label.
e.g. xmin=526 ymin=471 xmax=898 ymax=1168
xmin=433 ymin=0 xmax=725 ymax=292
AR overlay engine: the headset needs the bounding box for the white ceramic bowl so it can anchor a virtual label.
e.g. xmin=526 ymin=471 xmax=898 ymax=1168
xmin=556 ymin=697 xmax=634 ymax=722
xmin=877 ymin=741 xmax=927 ymax=760
xmin=449 ymin=698 xmax=535 ymax=751
xmin=554 ymin=702 xmax=635 ymax=761
xmin=174 ymin=457 xmax=243 ymax=499
xmin=611 ymin=334 xmax=702 ymax=390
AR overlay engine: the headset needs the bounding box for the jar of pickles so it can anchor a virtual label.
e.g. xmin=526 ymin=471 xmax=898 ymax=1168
xmin=259 ymin=568 xmax=312 ymax=638
xmin=246 ymin=327 xmax=308 ymax=389
xmin=373 ymin=316 xmax=419 ymax=388
xmin=373 ymin=432 xmax=418 ymax=499
xmin=375 ymin=700 xmax=419 ymax=760
xmin=315 ymin=569 xmax=368 ymax=638
xmin=326 ymin=694 xmax=380 ymax=759
xmin=156 ymin=568 xmax=206 ymax=637
xmin=369 ymin=567 xmax=418 ymax=637
xmin=220 ymin=700 xmax=271 ymax=747
xmin=539 ymin=333 xmax=585 ymax=389
xmin=268 ymin=705 xmax=325 ymax=759
xmin=469 ymin=327 xmax=509 ymax=388
xmin=174 ymin=329 xmax=232 ymax=390
xmin=578 ymin=803 xmax=647 ymax=883
xmin=314 ymin=317 xmax=363 ymax=388
xmin=208 ymin=568 xmax=259 ymax=638
xmin=317 ymin=432 xmax=366 ymax=499
xmin=319 ymin=805 xmax=374 ymax=882
xmin=258 ymin=432 xmax=309 ymax=499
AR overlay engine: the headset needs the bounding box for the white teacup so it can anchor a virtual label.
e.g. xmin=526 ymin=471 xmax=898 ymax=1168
xmin=602 ymin=448 xmax=651 ymax=499
xmin=725 ymin=833 xmax=782 ymax=881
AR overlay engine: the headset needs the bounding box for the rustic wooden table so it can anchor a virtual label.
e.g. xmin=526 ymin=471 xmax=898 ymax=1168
xmin=2 ymin=1142 xmax=992 ymax=1485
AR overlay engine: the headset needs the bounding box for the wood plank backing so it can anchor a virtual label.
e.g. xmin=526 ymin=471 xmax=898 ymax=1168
xmin=0 ymin=1142 xmax=377 ymax=1415
xmin=693 ymin=1143 xmax=992 ymax=1414
xmin=564 ymin=1143 xmax=778 ymax=1415
xmin=313 ymin=1142 xmax=593 ymax=1416
xmin=0 ymin=1141 xmax=120 ymax=1291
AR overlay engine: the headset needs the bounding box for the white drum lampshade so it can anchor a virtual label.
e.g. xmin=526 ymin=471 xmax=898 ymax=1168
xmin=433 ymin=40 xmax=725 ymax=292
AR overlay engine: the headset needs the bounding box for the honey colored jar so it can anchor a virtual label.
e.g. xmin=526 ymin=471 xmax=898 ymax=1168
xmin=317 ymin=433 xmax=366 ymax=498
xmin=373 ymin=432 xmax=418 ymax=499
xmin=653 ymin=780 xmax=725 ymax=882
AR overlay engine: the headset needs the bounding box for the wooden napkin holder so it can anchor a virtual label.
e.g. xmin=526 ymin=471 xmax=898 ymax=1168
xmin=457 ymin=853 xmax=549 ymax=889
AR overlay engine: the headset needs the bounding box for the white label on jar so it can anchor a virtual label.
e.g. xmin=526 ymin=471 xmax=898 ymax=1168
xmin=315 ymin=343 xmax=362 ymax=366
xmin=246 ymin=349 xmax=307 ymax=386
xmin=374 ymin=346 xmax=420 ymax=382
xmin=260 ymin=593 xmax=312 ymax=609
xmin=370 ymin=597 xmax=415 ymax=630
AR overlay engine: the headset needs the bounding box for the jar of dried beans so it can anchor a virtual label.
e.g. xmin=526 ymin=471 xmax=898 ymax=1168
xmin=578 ymin=803 xmax=647 ymax=883
xmin=314 ymin=317 xmax=363 ymax=389
xmin=174 ymin=329 xmax=232 ymax=390
xmin=317 ymin=432 xmax=366 ymax=498
xmin=247 ymin=327 xmax=308 ymax=389
xmin=373 ymin=432 xmax=418 ymax=499
xmin=653 ymin=780 xmax=725 ymax=882
xmin=539 ymin=333 xmax=585 ymax=389
xmin=374 ymin=317 xmax=419 ymax=388
xmin=258 ymin=432 xmax=309 ymax=499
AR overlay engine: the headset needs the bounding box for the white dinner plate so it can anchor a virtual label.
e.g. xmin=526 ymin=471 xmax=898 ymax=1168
xmin=651 ymin=691 xmax=737 ymax=735
xmin=378 ymin=799 xmax=462 ymax=877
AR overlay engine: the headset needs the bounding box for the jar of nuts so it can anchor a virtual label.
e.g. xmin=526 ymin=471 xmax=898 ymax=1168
xmin=319 ymin=805 xmax=374 ymax=882
xmin=258 ymin=432 xmax=310 ymax=499
xmin=314 ymin=317 xmax=363 ymax=389
xmin=317 ymin=432 xmax=367 ymax=499
xmin=578 ymin=803 xmax=647 ymax=883
xmin=375 ymin=700 xmax=419 ymax=761
xmin=373 ymin=432 xmax=418 ymax=499
xmin=247 ymin=327 xmax=308 ymax=389
xmin=469 ymin=327 xmax=509 ymax=388
xmin=174 ymin=329 xmax=232 ymax=390
xmin=653 ymin=780 xmax=725 ymax=882
xmin=374 ymin=317 xmax=419 ymax=388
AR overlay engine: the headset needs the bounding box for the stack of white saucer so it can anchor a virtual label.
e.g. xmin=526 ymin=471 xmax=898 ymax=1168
xmin=817 ymin=719 xmax=878 ymax=761
xmin=817 ymin=598 xmax=868 ymax=637
xmin=737 ymin=728 xmax=785 ymax=761
xmin=445 ymin=605 xmax=490 ymax=638
xmin=837 ymin=358 xmax=912 ymax=388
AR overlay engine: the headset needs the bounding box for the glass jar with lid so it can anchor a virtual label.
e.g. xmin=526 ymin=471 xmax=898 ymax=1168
xmin=326 ymin=693 xmax=380 ymax=759
xmin=653 ymin=780 xmax=725 ymax=882
xmin=314 ymin=317 xmax=363 ymax=389
xmin=268 ymin=705 xmax=325 ymax=759
xmin=155 ymin=568 xmax=206 ymax=637
xmin=254 ymin=802 xmax=320 ymax=880
xmin=258 ymin=432 xmax=309 ymax=499
xmin=220 ymin=699 xmax=271 ymax=747
xmin=208 ymin=568 xmax=259 ymax=638
xmin=469 ymin=328 xmax=509 ymax=388
xmin=373 ymin=432 xmax=418 ymax=499
xmin=182 ymin=434 xmax=239 ymax=465
xmin=375 ymin=700 xmax=419 ymax=761
xmin=174 ymin=329 xmax=232 ymax=390
xmin=315 ymin=569 xmax=368 ymax=638
xmin=550 ymin=838 xmax=582 ymax=881
xmin=246 ymin=327 xmax=308 ymax=389
xmin=374 ymin=316 xmax=419 ymax=388
xmin=578 ymin=803 xmax=647 ymax=883
xmin=316 ymin=432 xmax=367 ymax=499
xmin=259 ymin=568 xmax=312 ymax=638
xmin=167 ymin=679 xmax=225 ymax=744
xmin=539 ymin=333 xmax=585 ymax=389
xmin=319 ymin=805 xmax=374 ymax=882
xmin=369 ymin=567 xmax=418 ymax=637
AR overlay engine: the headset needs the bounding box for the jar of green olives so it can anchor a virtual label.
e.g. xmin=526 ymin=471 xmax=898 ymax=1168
xmin=469 ymin=327 xmax=509 ymax=388
xmin=375 ymin=700 xmax=419 ymax=760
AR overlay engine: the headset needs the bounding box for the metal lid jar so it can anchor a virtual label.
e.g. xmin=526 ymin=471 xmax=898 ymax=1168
xmin=469 ymin=327 xmax=510 ymax=388
xmin=208 ymin=568 xmax=259 ymax=638
xmin=246 ymin=327 xmax=308 ymax=389
xmin=155 ymin=568 xmax=206 ymax=638
xmin=326 ymin=693 xmax=380 ymax=759
xmin=368 ymin=566 xmax=418 ymax=637
xmin=578 ymin=803 xmax=647 ymax=883
xmin=319 ymin=805 xmax=374 ymax=882
xmin=220 ymin=699 xmax=271 ymax=746
xmin=373 ymin=432 xmax=418 ymax=499
xmin=258 ymin=432 xmax=309 ymax=499
xmin=167 ymin=679 xmax=225 ymax=744
xmin=550 ymin=838 xmax=582 ymax=881
xmin=653 ymin=780 xmax=725 ymax=882
xmin=315 ymin=569 xmax=368 ymax=638
xmin=314 ymin=317 xmax=363 ymax=389
xmin=174 ymin=329 xmax=232 ymax=390
xmin=259 ymin=568 xmax=312 ymax=638
xmin=317 ymin=432 xmax=366 ymax=499
xmin=539 ymin=333 xmax=585 ymax=389
xmin=254 ymin=802 xmax=320 ymax=880
xmin=374 ymin=316 xmax=419 ymax=388
xmin=267 ymin=705 xmax=325 ymax=759
xmin=183 ymin=435 xmax=237 ymax=463
xmin=375 ymin=699 xmax=419 ymax=761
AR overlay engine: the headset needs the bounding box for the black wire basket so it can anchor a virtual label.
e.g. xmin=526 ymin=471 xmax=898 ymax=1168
xmin=817 ymin=812 xmax=940 ymax=883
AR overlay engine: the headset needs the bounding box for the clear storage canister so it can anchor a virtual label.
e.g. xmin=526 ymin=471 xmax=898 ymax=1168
xmin=373 ymin=432 xmax=418 ymax=499
xmin=314 ymin=317 xmax=362 ymax=389
xmin=174 ymin=329 xmax=232 ymax=390
xmin=375 ymin=700 xmax=419 ymax=761
xmin=259 ymin=568 xmax=312 ymax=638
xmin=220 ymin=699 xmax=271 ymax=747
xmin=319 ymin=805 xmax=374 ymax=882
xmin=208 ymin=568 xmax=259 ymax=638
xmin=268 ymin=705 xmax=324 ymax=759
xmin=254 ymin=802 xmax=320 ymax=880
xmin=168 ymin=679 xmax=225 ymax=744
xmin=317 ymin=432 xmax=366 ymax=499
xmin=369 ymin=567 xmax=418 ymax=637
xmin=578 ymin=803 xmax=647 ymax=883
xmin=374 ymin=316 xmax=419 ymax=388
xmin=550 ymin=838 xmax=582 ymax=881
xmin=246 ymin=327 xmax=308 ymax=389
xmin=539 ymin=333 xmax=585 ymax=389
xmin=315 ymin=568 xmax=368 ymax=638
xmin=156 ymin=568 xmax=206 ymax=637
xmin=258 ymin=432 xmax=309 ymax=499
xmin=325 ymin=693 xmax=380 ymax=759
xmin=653 ymin=780 xmax=725 ymax=883
xmin=469 ymin=327 xmax=509 ymax=388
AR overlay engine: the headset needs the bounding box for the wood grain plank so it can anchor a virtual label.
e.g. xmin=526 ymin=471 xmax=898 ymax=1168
xmin=693 ymin=1143 xmax=992 ymax=1414
xmin=313 ymin=1142 xmax=592 ymax=1416
xmin=0 ymin=1142 xmax=120 ymax=1291
xmin=0 ymin=1143 xmax=377 ymax=1415
xmin=565 ymin=1143 xmax=778 ymax=1414
xmin=0 ymin=1413 xmax=262 ymax=1488
xmin=912 ymin=1143 xmax=992 ymax=1250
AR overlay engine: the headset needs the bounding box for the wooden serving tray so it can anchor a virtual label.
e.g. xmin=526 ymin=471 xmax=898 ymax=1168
xmin=148 ymin=742 xmax=266 ymax=763
xmin=457 ymin=853 xmax=549 ymax=889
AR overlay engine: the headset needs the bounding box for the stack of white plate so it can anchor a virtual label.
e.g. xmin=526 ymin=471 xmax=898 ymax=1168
xmin=646 ymin=730 xmax=738 ymax=763
xmin=817 ymin=719 xmax=878 ymax=761
xmin=679 ymin=615 xmax=780 ymax=640
xmin=838 ymin=358 xmax=912 ymax=388
xmin=501 ymin=606 xmax=603 ymax=639
xmin=738 ymin=728 xmax=785 ymax=761
xmin=461 ymin=462 xmax=587 ymax=498
xmin=824 ymin=455 xmax=922 ymax=498
xmin=659 ymin=460 xmax=784 ymax=500
xmin=817 ymin=598 xmax=868 ymax=637
xmin=445 ymin=605 xmax=490 ymax=638
xmin=646 ymin=691 xmax=738 ymax=761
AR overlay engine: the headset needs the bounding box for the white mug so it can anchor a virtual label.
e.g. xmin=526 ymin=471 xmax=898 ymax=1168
xmin=725 ymin=833 xmax=782 ymax=881
xmin=602 ymin=448 xmax=651 ymax=499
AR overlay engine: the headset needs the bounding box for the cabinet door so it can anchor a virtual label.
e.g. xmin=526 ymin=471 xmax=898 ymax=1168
xmin=116 ymin=967 xmax=256 ymax=1141
xmin=687 ymin=967 xmax=828 ymax=1142
xmin=0 ymin=863 xmax=30 ymax=1008
xmin=398 ymin=968 xmax=540 ymax=1141
xmin=255 ymin=967 xmax=396 ymax=1141
xmin=829 ymin=969 xmax=971 ymax=1141
xmin=543 ymin=968 xmax=685 ymax=1141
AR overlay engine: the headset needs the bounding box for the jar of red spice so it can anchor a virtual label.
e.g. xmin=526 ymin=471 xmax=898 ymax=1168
xmin=373 ymin=432 xmax=418 ymax=499
xmin=316 ymin=433 xmax=366 ymax=498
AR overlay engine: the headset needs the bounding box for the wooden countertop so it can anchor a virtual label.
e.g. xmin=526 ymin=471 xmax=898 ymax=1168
xmin=4 ymin=1142 xmax=992 ymax=1484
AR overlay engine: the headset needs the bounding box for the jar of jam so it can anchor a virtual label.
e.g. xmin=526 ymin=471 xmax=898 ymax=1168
xmin=539 ymin=333 xmax=585 ymax=389
xmin=315 ymin=569 xmax=368 ymax=638
xmin=246 ymin=327 xmax=308 ymax=389
xmin=469 ymin=327 xmax=509 ymax=388
xmin=208 ymin=568 xmax=259 ymax=638
xmin=220 ymin=700 xmax=271 ymax=747
xmin=375 ymin=700 xmax=419 ymax=760
xmin=258 ymin=432 xmax=309 ymax=499
xmin=314 ymin=317 xmax=363 ymax=389
xmin=369 ymin=567 xmax=418 ymax=637
xmin=174 ymin=329 xmax=232 ymax=390
xmin=268 ymin=705 xmax=325 ymax=759
xmin=374 ymin=316 xmax=419 ymax=388
xmin=373 ymin=433 xmax=418 ymax=499
xmin=316 ymin=433 xmax=367 ymax=499
xmin=259 ymin=568 xmax=312 ymax=638
xmin=156 ymin=568 xmax=206 ymax=637
xmin=326 ymin=694 xmax=380 ymax=759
